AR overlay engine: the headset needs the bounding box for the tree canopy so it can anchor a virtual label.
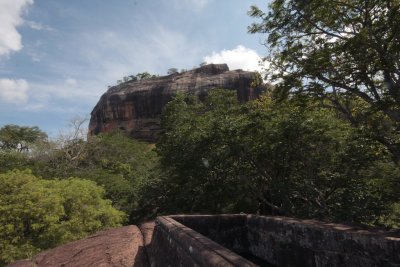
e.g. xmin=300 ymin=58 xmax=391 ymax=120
xmin=26 ymin=130 xmax=158 ymax=221
xmin=248 ymin=0 xmax=400 ymax=163
xmin=0 ymin=170 xmax=125 ymax=265
xmin=0 ymin=125 xmax=47 ymax=152
xmin=167 ymin=68 xmax=179 ymax=75
xmin=141 ymin=89 xmax=399 ymax=225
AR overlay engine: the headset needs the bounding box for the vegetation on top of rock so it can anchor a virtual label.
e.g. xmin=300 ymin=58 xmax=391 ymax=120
xmin=167 ymin=68 xmax=179 ymax=75
xmin=110 ymin=72 xmax=160 ymax=88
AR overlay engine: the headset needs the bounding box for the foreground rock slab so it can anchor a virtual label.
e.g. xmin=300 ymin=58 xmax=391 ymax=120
xmin=7 ymin=225 xmax=148 ymax=267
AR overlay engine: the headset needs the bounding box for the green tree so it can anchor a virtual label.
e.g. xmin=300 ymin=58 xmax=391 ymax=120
xmin=167 ymin=68 xmax=179 ymax=75
xmin=135 ymin=72 xmax=158 ymax=80
xmin=150 ymin=89 xmax=398 ymax=225
xmin=139 ymin=90 xmax=243 ymax=217
xmin=33 ymin=131 xmax=157 ymax=222
xmin=0 ymin=125 xmax=47 ymax=152
xmin=0 ymin=125 xmax=49 ymax=174
xmin=129 ymin=75 xmax=138 ymax=82
xmin=0 ymin=170 xmax=125 ymax=265
xmin=241 ymin=95 xmax=396 ymax=222
xmin=78 ymin=132 xmax=158 ymax=220
xmin=248 ymin=0 xmax=400 ymax=163
xmin=0 ymin=150 xmax=31 ymax=173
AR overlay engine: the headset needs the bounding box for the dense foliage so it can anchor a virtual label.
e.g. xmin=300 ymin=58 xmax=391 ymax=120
xmin=0 ymin=128 xmax=157 ymax=265
xmin=248 ymin=0 xmax=400 ymax=163
xmin=139 ymin=90 xmax=399 ymax=226
xmin=0 ymin=125 xmax=47 ymax=152
xmin=0 ymin=170 xmax=124 ymax=265
xmin=28 ymin=132 xmax=156 ymax=218
xmin=1 ymin=94 xmax=399 ymax=264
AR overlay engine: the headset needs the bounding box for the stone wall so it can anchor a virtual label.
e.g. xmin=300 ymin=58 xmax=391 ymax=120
xmin=171 ymin=214 xmax=248 ymax=252
xmin=246 ymin=215 xmax=400 ymax=267
xmin=153 ymin=215 xmax=400 ymax=267
xmin=143 ymin=216 xmax=256 ymax=267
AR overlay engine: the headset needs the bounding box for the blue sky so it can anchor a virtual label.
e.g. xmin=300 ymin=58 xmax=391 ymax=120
xmin=0 ymin=0 xmax=269 ymax=136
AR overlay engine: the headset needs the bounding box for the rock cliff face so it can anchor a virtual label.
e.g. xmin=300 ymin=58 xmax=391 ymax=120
xmin=89 ymin=64 xmax=264 ymax=141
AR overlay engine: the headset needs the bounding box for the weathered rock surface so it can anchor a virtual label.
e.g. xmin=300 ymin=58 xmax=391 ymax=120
xmin=89 ymin=64 xmax=264 ymax=141
xmin=7 ymin=226 xmax=148 ymax=267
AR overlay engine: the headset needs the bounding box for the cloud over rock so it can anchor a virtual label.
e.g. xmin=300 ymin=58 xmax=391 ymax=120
xmin=204 ymin=45 xmax=263 ymax=72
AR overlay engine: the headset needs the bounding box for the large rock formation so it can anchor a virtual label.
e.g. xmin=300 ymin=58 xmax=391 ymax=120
xmin=89 ymin=64 xmax=264 ymax=141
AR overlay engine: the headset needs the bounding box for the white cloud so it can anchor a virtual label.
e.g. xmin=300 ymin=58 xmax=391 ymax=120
xmin=184 ymin=0 xmax=210 ymax=9
xmin=204 ymin=45 xmax=264 ymax=72
xmin=0 ymin=78 xmax=30 ymax=104
xmin=12 ymin=25 xmax=208 ymax=113
xmin=170 ymin=0 xmax=211 ymax=10
xmin=65 ymin=78 xmax=77 ymax=87
xmin=79 ymin=25 xmax=206 ymax=82
xmin=30 ymin=80 xmax=95 ymax=102
xmin=25 ymin=40 xmax=46 ymax=62
xmin=0 ymin=0 xmax=33 ymax=56
xmin=4 ymin=23 xmax=208 ymax=113
xmin=25 ymin=20 xmax=54 ymax=31
xmin=22 ymin=103 xmax=45 ymax=111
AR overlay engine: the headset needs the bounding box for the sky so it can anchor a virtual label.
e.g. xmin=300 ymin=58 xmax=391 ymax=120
xmin=0 ymin=0 xmax=269 ymax=136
